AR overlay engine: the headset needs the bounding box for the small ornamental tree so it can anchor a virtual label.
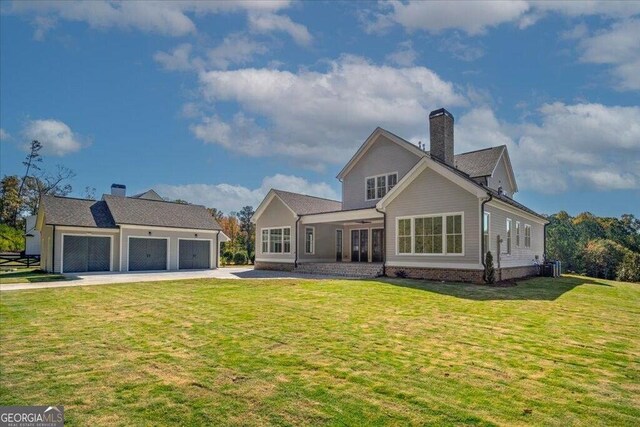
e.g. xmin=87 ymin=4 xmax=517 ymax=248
xmin=484 ymin=251 xmax=496 ymax=284
xmin=233 ymin=251 xmax=247 ymax=265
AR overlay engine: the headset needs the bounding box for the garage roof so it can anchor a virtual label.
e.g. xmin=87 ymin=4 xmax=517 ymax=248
xmin=41 ymin=193 xmax=222 ymax=231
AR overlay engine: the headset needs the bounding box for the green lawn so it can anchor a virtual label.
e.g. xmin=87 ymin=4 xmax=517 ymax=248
xmin=1 ymin=275 xmax=639 ymax=426
xmin=0 ymin=268 xmax=67 ymax=284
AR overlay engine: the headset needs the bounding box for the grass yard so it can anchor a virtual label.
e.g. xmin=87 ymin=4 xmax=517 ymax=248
xmin=1 ymin=275 xmax=639 ymax=426
xmin=0 ymin=268 xmax=67 ymax=284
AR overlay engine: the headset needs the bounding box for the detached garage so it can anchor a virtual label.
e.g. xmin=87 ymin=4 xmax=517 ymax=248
xmin=37 ymin=185 xmax=228 ymax=273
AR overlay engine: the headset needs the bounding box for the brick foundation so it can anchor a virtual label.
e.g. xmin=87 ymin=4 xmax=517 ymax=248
xmin=386 ymin=265 xmax=540 ymax=283
xmin=254 ymin=261 xmax=295 ymax=272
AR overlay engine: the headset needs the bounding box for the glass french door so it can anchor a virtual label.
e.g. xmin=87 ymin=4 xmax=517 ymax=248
xmin=372 ymin=228 xmax=384 ymax=262
xmin=336 ymin=229 xmax=343 ymax=262
xmin=351 ymin=229 xmax=369 ymax=262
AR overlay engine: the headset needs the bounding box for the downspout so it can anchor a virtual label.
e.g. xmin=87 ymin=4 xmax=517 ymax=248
xmin=375 ymin=207 xmax=386 ymax=276
xmin=543 ymin=222 xmax=548 ymax=262
xmin=480 ymin=193 xmax=493 ymax=268
xmin=294 ymin=216 xmax=301 ymax=268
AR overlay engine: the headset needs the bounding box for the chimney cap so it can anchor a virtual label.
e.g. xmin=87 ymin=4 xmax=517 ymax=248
xmin=111 ymin=183 xmax=126 ymax=189
xmin=429 ymin=108 xmax=454 ymax=121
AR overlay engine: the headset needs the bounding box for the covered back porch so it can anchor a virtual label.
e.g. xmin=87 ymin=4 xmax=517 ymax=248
xmin=299 ymin=208 xmax=385 ymax=265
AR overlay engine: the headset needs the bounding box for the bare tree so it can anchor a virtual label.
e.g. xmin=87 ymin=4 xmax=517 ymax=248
xmin=22 ymin=165 xmax=76 ymax=215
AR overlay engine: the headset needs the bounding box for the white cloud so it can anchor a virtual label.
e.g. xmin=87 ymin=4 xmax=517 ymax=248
xmin=0 ymin=128 xmax=10 ymax=141
xmin=456 ymin=103 xmax=640 ymax=193
xmin=21 ymin=119 xmax=85 ymax=156
xmin=155 ymin=174 xmax=339 ymax=213
xmin=154 ymin=43 xmax=202 ymax=72
xmin=576 ymin=19 xmax=640 ymax=91
xmin=207 ymin=34 xmax=268 ymax=69
xmin=385 ymin=40 xmax=418 ymax=66
xmin=10 ymin=0 xmax=300 ymax=39
xmin=193 ymin=55 xmax=466 ymax=165
xmin=364 ymin=1 xmax=640 ymax=35
xmin=248 ymin=12 xmax=312 ymax=46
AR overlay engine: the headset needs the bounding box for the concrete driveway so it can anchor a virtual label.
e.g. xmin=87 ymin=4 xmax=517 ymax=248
xmin=0 ymin=267 xmax=339 ymax=291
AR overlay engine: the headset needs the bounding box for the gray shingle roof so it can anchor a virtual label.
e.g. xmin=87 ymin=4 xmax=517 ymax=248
xmin=454 ymin=146 xmax=505 ymax=178
xmin=102 ymin=195 xmax=221 ymax=230
xmin=41 ymin=195 xmax=116 ymax=228
xmin=273 ymin=189 xmax=342 ymax=215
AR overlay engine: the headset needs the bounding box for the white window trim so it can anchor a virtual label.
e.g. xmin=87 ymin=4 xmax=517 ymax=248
xmin=60 ymin=233 xmax=114 ymax=274
xmin=524 ymin=224 xmax=532 ymax=248
xmin=365 ymin=171 xmax=399 ymax=201
xmin=395 ymin=212 xmax=465 ymax=256
xmin=177 ymin=237 xmax=214 ymax=270
xmin=515 ymin=221 xmax=521 ymax=247
xmin=305 ymin=226 xmax=315 ymax=255
xmin=126 ymin=235 xmax=170 ymax=272
xmin=483 ymin=212 xmax=491 ymax=254
xmin=505 ymin=218 xmax=512 ymax=256
xmin=260 ymin=226 xmax=292 ymax=254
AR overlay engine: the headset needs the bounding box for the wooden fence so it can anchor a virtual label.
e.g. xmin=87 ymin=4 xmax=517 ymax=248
xmin=0 ymin=253 xmax=41 ymax=268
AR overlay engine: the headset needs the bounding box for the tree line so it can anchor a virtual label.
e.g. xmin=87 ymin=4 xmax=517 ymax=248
xmin=546 ymin=211 xmax=640 ymax=283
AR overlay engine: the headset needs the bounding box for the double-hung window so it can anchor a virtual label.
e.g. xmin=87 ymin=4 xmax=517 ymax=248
xmin=506 ymin=219 xmax=512 ymax=255
xmin=397 ymin=213 xmax=463 ymax=255
xmin=524 ymin=224 xmax=531 ymax=248
xmin=397 ymin=218 xmax=412 ymax=254
xmin=305 ymin=227 xmax=314 ymax=254
xmin=516 ymin=221 xmax=521 ymax=247
xmin=483 ymin=212 xmax=490 ymax=254
xmin=261 ymin=227 xmax=290 ymax=254
xmin=366 ymin=173 xmax=398 ymax=201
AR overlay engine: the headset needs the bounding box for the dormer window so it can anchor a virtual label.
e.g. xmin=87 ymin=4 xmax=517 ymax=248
xmin=366 ymin=173 xmax=398 ymax=201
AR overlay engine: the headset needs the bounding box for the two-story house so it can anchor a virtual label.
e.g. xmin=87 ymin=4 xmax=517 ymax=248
xmin=251 ymin=108 xmax=548 ymax=282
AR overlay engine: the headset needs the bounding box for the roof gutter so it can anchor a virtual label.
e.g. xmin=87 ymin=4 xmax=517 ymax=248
xmin=375 ymin=207 xmax=386 ymax=276
xmin=480 ymin=193 xmax=493 ymax=268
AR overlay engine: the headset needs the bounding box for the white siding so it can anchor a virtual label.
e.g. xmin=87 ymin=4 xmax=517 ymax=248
xmin=385 ymin=166 xmax=482 ymax=267
xmin=487 ymin=157 xmax=515 ymax=197
xmin=485 ymin=203 xmax=544 ymax=268
xmin=342 ymin=135 xmax=421 ymax=210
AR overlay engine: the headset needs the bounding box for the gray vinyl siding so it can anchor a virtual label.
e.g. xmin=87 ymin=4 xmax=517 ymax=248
xmin=487 ymin=157 xmax=515 ymax=197
xmin=255 ymin=196 xmax=296 ymax=262
xmin=385 ymin=166 xmax=481 ymax=266
xmin=485 ymin=204 xmax=545 ymax=268
xmin=342 ymin=135 xmax=421 ymax=210
xmin=121 ymin=228 xmax=219 ymax=271
xmin=298 ymin=222 xmax=340 ymax=262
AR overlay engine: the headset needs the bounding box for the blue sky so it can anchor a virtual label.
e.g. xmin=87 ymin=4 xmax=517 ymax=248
xmin=1 ymin=1 xmax=639 ymax=216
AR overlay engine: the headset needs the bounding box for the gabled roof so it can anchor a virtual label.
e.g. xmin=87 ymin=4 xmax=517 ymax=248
xmin=272 ymin=190 xmax=342 ymax=215
xmin=102 ymin=195 xmax=221 ymax=230
xmin=131 ymin=189 xmax=164 ymax=201
xmin=336 ymin=127 xmax=515 ymax=191
xmin=40 ymin=195 xmax=116 ymax=228
xmin=454 ymin=146 xmax=505 ymax=178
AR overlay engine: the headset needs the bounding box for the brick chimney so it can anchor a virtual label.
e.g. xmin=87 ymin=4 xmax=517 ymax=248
xmin=429 ymin=108 xmax=454 ymax=166
xmin=111 ymin=183 xmax=126 ymax=197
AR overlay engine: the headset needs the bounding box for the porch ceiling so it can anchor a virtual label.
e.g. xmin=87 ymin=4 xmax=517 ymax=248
xmin=299 ymin=208 xmax=383 ymax=224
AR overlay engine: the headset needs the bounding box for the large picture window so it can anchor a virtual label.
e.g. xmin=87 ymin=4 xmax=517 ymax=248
xmin=397 ymin=213 xmax=463 ymax=255
xmin=365 ymin=172 xmax=398 ymax=201
xmin=261 ymin=227 xmax=291 ymax=254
